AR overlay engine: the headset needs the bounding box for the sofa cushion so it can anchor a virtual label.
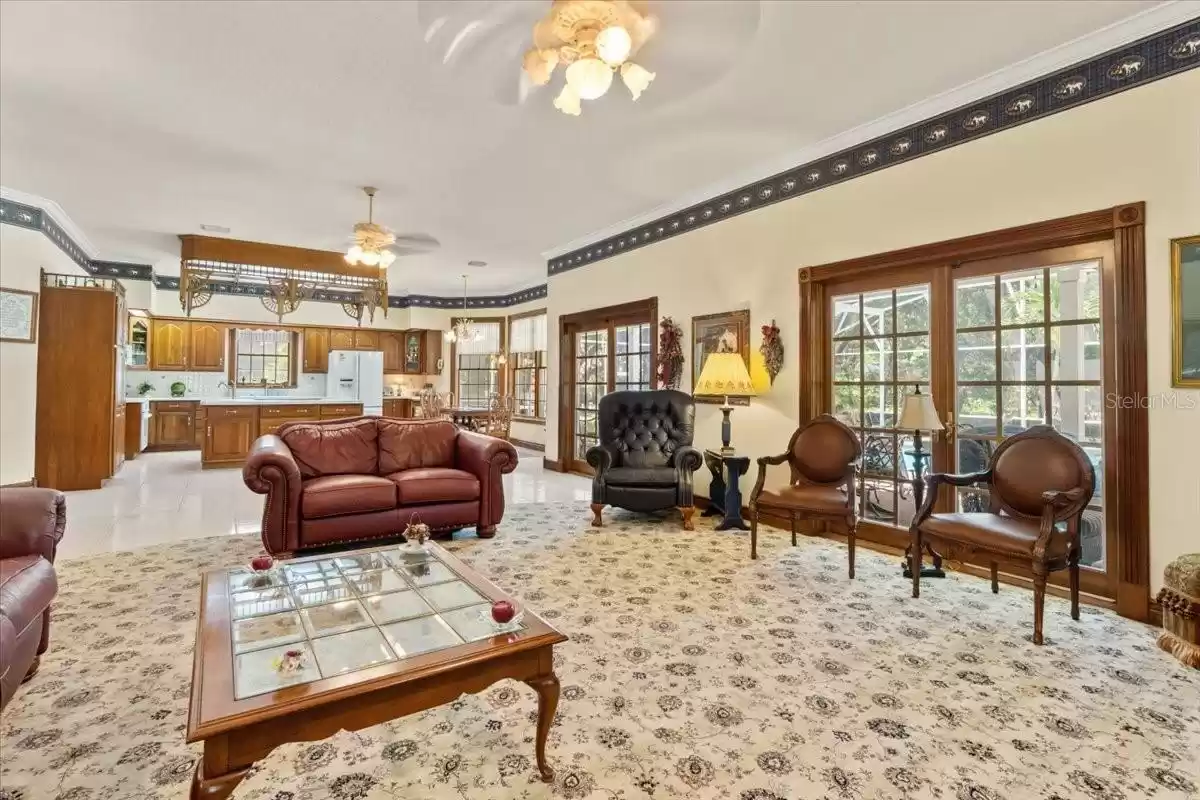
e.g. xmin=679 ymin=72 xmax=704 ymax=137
xmin=282 ymin=418 xmax=379 ymax=479
xmin=0 ymin=555 xmax=57 ymax=634
xmin=605 ymin=466 xmax=678 ymax=486
xmin=301 ymin=475 xmax=397 ymax=519
xmin=378 ymin=419 xmax=457 ymax=474
xmin=389 ymin=468 xmax=480 ymax=505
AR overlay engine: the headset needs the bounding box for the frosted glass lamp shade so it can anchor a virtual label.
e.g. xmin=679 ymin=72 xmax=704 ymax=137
xmin=596 ymin=25 xmax=632 ymax=65
xmin=620 ymin=62 xmax=655 ymax=100
xmin=553 ymin=84 xmax=582 ymax=115
xmin=565 ymin=57 xmax=613 ymax=100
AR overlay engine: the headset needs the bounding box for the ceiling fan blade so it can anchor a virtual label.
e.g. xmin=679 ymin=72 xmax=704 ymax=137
xmin=387 ymin=233 xmax=441 ymax=256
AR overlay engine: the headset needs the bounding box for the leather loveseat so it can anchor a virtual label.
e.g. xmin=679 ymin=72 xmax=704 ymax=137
xmin=244 ymin=417 xmax=518 ymax=557
xmin=1 ymin=487 xmax=65 ymax=711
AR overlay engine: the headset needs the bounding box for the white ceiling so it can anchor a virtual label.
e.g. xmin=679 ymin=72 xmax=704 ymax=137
xmin=0 ymin=0 xmax=1186 ymax=295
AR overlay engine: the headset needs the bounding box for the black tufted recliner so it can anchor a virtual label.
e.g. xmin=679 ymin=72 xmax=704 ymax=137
xmin=586 ymin=389 xmax=703 ymax=530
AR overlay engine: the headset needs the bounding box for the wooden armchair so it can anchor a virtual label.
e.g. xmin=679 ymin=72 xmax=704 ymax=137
xmin=748 ymin=415 xmax=861 ymax=574
xmin=910 ymin=425 xmax=1094 ymax=645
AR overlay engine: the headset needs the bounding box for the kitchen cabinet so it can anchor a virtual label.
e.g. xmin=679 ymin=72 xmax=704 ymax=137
xmin=354 ymin=329 xmax=380 ymax=350
xmin=150 ymin=319 xmax=189 ymax=370
xmin=127 ymin=317 xmax=149 ymax=369
xmin=402 ymin=330 xmax=424 ymax=374
xmin=203 ymin=406 xmax=259 ymax=467
xmin=319 ymin=403 xmax=363 ymax=419
xmin=258 ymin=404 xmax=319 ymax=437
xmin=383 ymin=398 xmax=414 ymax=419
xmin=189 ymin=322 xmax=227 ymax=371
xmin=149 ymin=401 xmax=199 ymax=449
xmin=302 ymin=328 xmax=330 ymax=373
xmin=113 ymin=405 xmax=126 ymax=472
xmin=425 ymin=330 xmax=444 ymax=374
xmin=124 ymin=402 xmax=144 ymax=460
xmin=381 ymin=332 xmax=403 ymax=374
xmin=329 ymin=328 xmax=356 ymax=351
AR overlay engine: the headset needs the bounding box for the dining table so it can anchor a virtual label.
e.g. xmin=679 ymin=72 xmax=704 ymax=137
xmin=445 ymin=406 xmax=491 ymax=431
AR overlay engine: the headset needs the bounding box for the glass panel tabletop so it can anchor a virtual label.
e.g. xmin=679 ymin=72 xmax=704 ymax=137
xmin=222 ymin=543 xmax=531 ymax=699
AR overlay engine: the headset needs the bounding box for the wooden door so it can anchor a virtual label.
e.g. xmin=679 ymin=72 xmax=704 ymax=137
xmin=355 ymin=329 xmax=380 ymax=350
xmin=150 ymin=319 xmax=189 ymax=370
xmin=303 ymin=328 xmax=330 ymax=372
xmin=403 ymin=331 xmax=424 ymax=373
xmin=205 ymin=417 xmax=256 ymax=463
xmin=424 ymin=330 xmax=443 ymax=374
xmin=189 ymin=322 xmax=227 ymax=371
xmin=330 ymin=328 xmax=355 ymax=350
xmin=381 ymin=332 xmax=403 ymax=374
xmin=155 ymin=410 xmax=194 ymax=446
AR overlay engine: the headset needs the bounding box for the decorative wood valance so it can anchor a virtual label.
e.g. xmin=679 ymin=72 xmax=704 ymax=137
xmin=179 ymin=235 xmax=379 ymax=280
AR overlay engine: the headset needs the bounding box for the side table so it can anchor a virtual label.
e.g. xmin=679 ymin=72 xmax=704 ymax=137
xmin=701 ymin=449 xmax=751 ymax=531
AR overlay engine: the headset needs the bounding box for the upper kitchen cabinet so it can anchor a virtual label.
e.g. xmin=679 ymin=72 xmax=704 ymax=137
xmin=127 ymin=316 xmax=149 ymax=369
xmin=150 ymin=319 xmax=189 ymax=370
xmin=354 ymin=329 xmax=380 ymax=350
xmin=302 ymin=327 xmax=330 ymax=373
xmin=425 ymin=330 xmax=444 ymax=374
xmin=403 ymin=330 xmax=424 ymax=374
xmin=189 ymin=321 xmax=227 ymax=371
xmin=329 ymin=328 xmax=356 ymax=351
xmin=381 ymin=332 xmax=403 ymax=374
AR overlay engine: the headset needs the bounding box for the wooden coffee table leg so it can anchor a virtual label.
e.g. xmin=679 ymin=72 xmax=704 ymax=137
xmin=525 ymin=672 xmax=559 ymax=782
xmin=191 ymin=738 xmax=251 ymax=800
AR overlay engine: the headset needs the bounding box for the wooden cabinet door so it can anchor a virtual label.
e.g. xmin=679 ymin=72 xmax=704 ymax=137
xmin=330 ymin=329 xmax=355 ymax=351
xmin=205 ymin=417 xmax=256 ymax=463
xmin=381 ymin=333 xmax=403 ymax=374
xmin=424 ymin=330 xmax=443 ymax=374
xmin=155 ymin=411 xmax=193 ymax=446
xmin=189 ymin=322 xmax=227 ymax=371
xmin=402 ymin=331 xmax=424 ymax=373
xmin=150 ymin=320 xmax=189 ymax=370
xmin=302 ymin=328 xmax=330 ymax=373
xmin=355 ymin=329 xmax=380 ymax=350
xmin=113 ymin=406 xmax=125 ymax=472
xmin=127 ymin=318 xmax=150 ymax=369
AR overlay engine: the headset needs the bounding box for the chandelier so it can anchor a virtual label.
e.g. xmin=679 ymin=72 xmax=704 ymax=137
xmin=522 ymin=0 xmax=657 ymax=116
xmin=445 ymin=274 xmax=484 ymax=343
xmin=345 ymin=187 xmax=396 ymax=269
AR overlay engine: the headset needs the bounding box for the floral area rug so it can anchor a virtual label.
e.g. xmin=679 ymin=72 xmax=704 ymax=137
xmin=1 ymin=502 xmax=1197 ymax=800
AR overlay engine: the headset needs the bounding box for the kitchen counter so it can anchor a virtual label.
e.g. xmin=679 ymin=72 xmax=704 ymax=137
xmin=198 ymin=397 xmax=328 ymax=406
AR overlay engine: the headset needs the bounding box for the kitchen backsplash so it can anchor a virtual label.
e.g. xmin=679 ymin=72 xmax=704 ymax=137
xmin=383 ymin=375 xmax=434 ymax=397
xmin=126 ymin=372 xmax=326 ymax=399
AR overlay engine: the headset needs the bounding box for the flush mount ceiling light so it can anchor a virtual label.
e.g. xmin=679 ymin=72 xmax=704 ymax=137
xmin=523 ymin=0 xmax=657 ymax=117
xmin=345 ymin=186 xmax=397 ymax=270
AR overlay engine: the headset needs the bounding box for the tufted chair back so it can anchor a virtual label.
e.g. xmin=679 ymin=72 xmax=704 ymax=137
xmin=597 ymin=390 xmax=696 ymax=468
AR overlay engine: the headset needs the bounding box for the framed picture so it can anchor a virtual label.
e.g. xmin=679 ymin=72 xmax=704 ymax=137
xmin=692 ymin=309 xmax=750 ymax=405
xmin=0 ymin=287 xmax=38 ymax=344
xmin=1171 ymin=234 xmax=1200 ymax=388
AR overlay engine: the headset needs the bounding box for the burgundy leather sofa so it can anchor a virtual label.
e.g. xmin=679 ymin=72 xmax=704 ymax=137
xmin=1 ymin=487 xmax=65 ymax=711
xmin=244 ymin=417 xmax=518 ymax=557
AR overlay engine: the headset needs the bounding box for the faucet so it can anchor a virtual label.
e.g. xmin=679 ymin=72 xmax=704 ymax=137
xmin=217 ymin=380 xmax=236 ymax=399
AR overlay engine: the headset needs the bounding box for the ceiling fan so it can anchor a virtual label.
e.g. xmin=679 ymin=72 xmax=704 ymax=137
xmin=343 ymin=187 xmax=440 ymax=269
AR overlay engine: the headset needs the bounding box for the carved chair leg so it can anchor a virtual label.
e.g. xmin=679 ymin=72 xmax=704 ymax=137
xmin=589 ymin=503 xmax=604 ymax=528
xmin=21 ymin=655 xmax=41 ymax=683
xmin=679 ymin=506 xmax=696 ymax=532
xmin=990 ymin=563 xmax=999 ymax=594
xmin=1032 ymin=569 xmax=1048 ymax=645
xmin=847 ymin=519 xmax=856 ymax=579
xmin=750 ymin=507 xmax=759 ymax=560
xmin=911 ymin=529 xmax=922 ymax=599
xmin=790 ymin=514 xmax=797 ymax=547
xmin=1069 ymin=560 xmax=1081 ymax=621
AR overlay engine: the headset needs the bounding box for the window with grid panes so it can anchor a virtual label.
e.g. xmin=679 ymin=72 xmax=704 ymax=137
xmin=454 ymin=321 xmax=502 ymax=409
xmin=509 ymin=313 xmax=547 ymax=419
xmin=234 ymin=329 xmax=296 ymax=387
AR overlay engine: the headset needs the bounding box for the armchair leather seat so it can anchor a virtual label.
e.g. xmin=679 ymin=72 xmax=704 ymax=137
xmin=756 ymin=484 xmax=848 ymax=514
xmin=605 ymin=466 xmax=679 ymax=486
xmin=919 ymin=512 xmax=1064 ymax=556
xmin=301 ymin=475 xmax=397 ymax=519
xmin=390 ymin=468 xmax=479 ymax=505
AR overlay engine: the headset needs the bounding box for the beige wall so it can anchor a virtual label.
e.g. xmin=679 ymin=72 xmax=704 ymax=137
xmin=0 ymin=225 xmax=90 ymax=484
xmin=546 ymin=69 xmax=1200 ymax=591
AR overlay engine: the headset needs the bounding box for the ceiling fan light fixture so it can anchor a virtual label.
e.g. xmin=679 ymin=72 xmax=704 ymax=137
xmin=620 ymin=61 xmax=655 ymax=101
xmin=553 ymin=83 xmax=582 ymax=116
xmin=565 ymin=57 xmax=613 ymax=100
xmin=596 ymin=25 xmax=632 ymax=65
xmin=345 ymin=187 xmax=397 ymax=269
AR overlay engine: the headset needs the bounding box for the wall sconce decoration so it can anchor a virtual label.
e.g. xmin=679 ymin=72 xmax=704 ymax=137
xmin=656 ymin=316 xmax=684 ymax=389
xmin=759 ymin=318 xmax=783 ymax=385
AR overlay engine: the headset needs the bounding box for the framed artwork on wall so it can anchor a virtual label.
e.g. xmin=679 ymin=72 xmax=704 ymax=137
xmin=692 ymin=309 xmax=750 ymax=405
xmin=0 ymin=287 xmax=38 ymax=343
xmin=1171 ymin=234 xmax=1200 ymax=388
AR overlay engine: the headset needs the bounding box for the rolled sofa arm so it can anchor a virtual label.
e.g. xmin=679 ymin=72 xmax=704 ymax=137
xmin=456 ymin=431 xmax=519 ymax=530
xmin=0 ymin=487 xmax=66 ymax=563
xmin=243 ymin=435 xmax=302 ymax=556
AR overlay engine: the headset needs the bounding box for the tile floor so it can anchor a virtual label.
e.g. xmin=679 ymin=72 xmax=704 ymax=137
xmin=57 ymin=448 xmax=589 ymax=561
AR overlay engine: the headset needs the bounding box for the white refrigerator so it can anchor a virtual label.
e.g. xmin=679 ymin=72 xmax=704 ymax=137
xmin=326 ymin=350 xmax=384 ymax=416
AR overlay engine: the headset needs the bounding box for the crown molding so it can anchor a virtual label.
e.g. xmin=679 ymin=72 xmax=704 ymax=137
xmin=0 ymin=195 xmax=548 ymax=309
xmin=546 ymin=7 xmax=1200 ymax=273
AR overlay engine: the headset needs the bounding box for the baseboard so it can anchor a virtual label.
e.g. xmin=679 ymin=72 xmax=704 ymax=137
xmin=542 ymin=457 xmax=564 ymax=472
xmin=510 ymin=438 xmax=545 ymax=453
xmin=0 ymin=478 xmax=35 ymax=488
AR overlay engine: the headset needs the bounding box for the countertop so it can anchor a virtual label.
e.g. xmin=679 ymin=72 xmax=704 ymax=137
xmin=127 ymin=395 xmax=421 ymax=405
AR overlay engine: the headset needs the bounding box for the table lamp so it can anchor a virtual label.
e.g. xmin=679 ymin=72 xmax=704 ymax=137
xmin=694 ymin=352 xmax=757 ymax=454
xmin=898 ymin=384 xmax=946 ymax=578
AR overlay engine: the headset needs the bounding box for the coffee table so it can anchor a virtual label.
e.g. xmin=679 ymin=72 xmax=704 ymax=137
xmin=186 ymin=541 xmax=567 ymax=799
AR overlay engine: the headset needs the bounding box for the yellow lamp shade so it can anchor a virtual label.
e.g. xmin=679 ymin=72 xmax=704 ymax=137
xmin=749 ymin=350 xmax=772 ymax=394
xmin=694 ymin=352 xmax=757 ymax=398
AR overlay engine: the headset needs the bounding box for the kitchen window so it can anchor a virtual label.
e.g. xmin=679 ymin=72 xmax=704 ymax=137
xmin=509 ymin=312 xmax=548 ymax=420
xmin=234 ymin=328 xmax=296 ymax=388
xmin=452 ymin=319 xmax=504 ymax=409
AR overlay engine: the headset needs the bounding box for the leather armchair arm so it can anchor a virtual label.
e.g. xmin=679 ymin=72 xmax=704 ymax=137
xmin=586 ymin=443 xmax=619 ymax=474
xmin=0 ymin=487 xmax=66 ymax=563
xmin=243 ymin=435 xmax=302 ymax=555
xmin=673 ymin=445 xmax=703 ymax=473
xmin=750 ymin=452 xmax=791 ymax=504
xmin=456 ymin=431 xmax=518 ymax=529
xmin=912 ymin=470 xmax=992 ymax=529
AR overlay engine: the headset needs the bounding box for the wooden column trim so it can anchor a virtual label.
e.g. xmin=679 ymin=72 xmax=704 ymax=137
xmin=797 ymin=268 xmax=827 ymax=424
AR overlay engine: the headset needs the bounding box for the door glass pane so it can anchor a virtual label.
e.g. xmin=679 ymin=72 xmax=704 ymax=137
xmin=573 ymin=330 xmax=608 ymax=459
xmin=999 ymin=269 xmax=1044 ymax=325
xmin=861 ymin=290 xmax=893 ymax=336
xmin=832 ymin=296 xmax=862 ymax=338
xmin=895 ymin=335 xmax=930 ymax=382
xmin=1050 ymin=323 xmax=1101 ymax=381
xmin=895 ymin=286 xmax=930 ymax=334
xmin=1049 ymin=261 xmax=1101 ymax=322
xmin=957 ymin=387 xmax=997 ymax=436
xmin=613 ymin=323 xmax=651 ymax=393
xmin=832 ymin=385 xmax=862 ymax=427
xmin=863 ymin=337 xmax=894 ymax=382
xmin=1002 ymin=385 xmax=1046 ymax=431
xmin=956 ymin=332 xmax=995 ymax=381
xmin=956 ymin=276 xmax=995 ymax=328
xmin=833 ymin=340 xmax=861 ymax=381
xmin=1000 ymin=327 xmax=1046 ymax=381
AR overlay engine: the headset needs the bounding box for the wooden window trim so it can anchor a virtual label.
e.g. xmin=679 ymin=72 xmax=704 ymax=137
xmin=798 ymin=203 xmax=1149 ymax=622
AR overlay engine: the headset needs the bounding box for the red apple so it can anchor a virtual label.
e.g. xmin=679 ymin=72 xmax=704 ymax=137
xmin=491 ymin=600 xmax=516 ymax=624
xmin=250 ymin=555 xmax=274 ymax=572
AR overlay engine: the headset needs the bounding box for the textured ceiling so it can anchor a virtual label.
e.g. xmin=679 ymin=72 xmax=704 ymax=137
xmin=0 ymin=0 xmax=1180 ymax=294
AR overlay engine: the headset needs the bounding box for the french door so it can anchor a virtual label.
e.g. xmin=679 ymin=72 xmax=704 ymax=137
xmin=559 ymin=299 xmax=657 ymax=474
xmin=826 ymin=241 xmax=1117 ymax=598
